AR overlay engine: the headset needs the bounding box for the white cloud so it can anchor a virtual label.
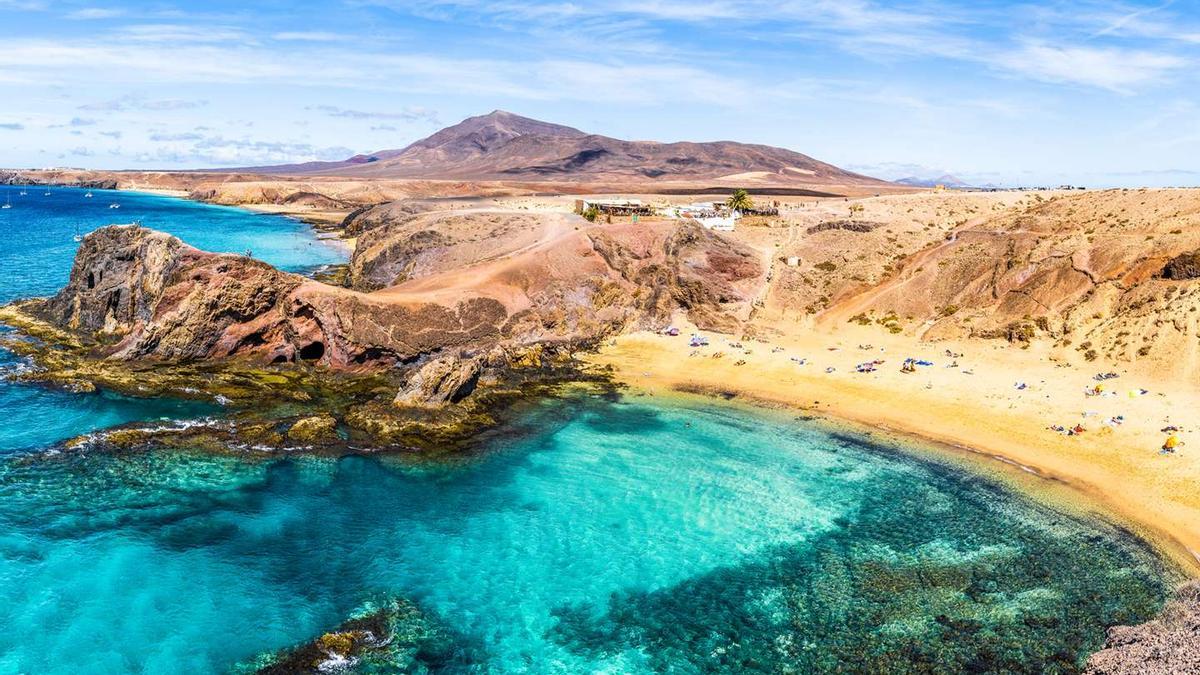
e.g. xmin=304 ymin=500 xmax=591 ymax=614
xmin=308 ymin=105 xmax=440 ymax=123
xmin=66 ymin=8 xmax=125 ymax=20
xmin=994 ymin=43 xmax=1186 ymax=93
xmin=131 ymin=136 xmax=355 ymax=167
xmin=0 ymin=39 xmax=751 ymax=105
xmin=272 ymin=31 xmax=347 ymax=42
xmin=115 ymin=23 xmax=249 ymax=44
xmin=78 ymin=95 xmax=209 ymax=112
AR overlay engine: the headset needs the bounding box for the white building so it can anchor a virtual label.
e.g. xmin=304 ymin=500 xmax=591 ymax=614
xmin=662 ymin=202 xmax=740 ymax=231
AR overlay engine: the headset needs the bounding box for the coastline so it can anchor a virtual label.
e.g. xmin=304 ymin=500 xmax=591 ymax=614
xmin=114 ymin=185 xmax=359 ymax=256
xmin=589 ymin=329 xmax=1200 ymax=576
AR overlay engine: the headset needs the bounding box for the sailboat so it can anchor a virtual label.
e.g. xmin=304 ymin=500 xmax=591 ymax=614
xmin=1 ymin=192 xmax=10 ymax=209
xmin=84 ymin=191 xmax=93 ymax=198
xmin=73 ymin=224 xmax=83 ymax=242
xmin=43 ymin=189 xmax=51 ymax=196
xmin=18 ymin=187 xmax=27 ymax=196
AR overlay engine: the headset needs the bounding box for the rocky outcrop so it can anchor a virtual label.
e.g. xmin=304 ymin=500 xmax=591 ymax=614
xmin=1084 ymin=582 xmax=1200 ymax=675
xmin=340 ymin=199 xmax=435 ymax=238
xmin=588 ymin=221 xmax=764 ymax=331
xmin=15 ymin=216 xmax=763 ymax=420
xmin=235 ymin=596 xmax=474 ymax=674
xmin=46 ymin=227 xmax=303 ymax=357
xmin=34 ymin=225 xmax=509 ymax=368
xmin=286 ymin=415 xmax=339 ymax=443
xmin=394 ymin=354 xmax=483 ymax=407
xmin=1159 ymin=251 xmax=1200 ymax=280
xmin=351 ymin=228 xmax=452 ymax=290
xmin=347 ymin=208 xmax=547 ymax=291
xmin=0 ymin=170 xmax=118 ymax=189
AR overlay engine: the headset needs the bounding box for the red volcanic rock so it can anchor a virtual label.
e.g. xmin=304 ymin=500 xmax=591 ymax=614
xmin=41 ymin=225 xmax=507 ymax=369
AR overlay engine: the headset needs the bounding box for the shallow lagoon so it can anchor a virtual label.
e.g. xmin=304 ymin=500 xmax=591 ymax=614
xmin=0 ymin=186 xmax=344 ymax=452
xmin=0 ymin=395 xmax=1175 ymax=673
xmin=0 ymin=189 xmax=1175 ymax=673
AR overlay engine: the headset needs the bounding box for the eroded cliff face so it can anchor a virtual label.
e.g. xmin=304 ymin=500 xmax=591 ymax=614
xmin=17 ymin=217 xmax=762 ymax=412
xmin=810 ymin=189 xmax=1200 ymax=372
xmin=35 ymin=225 xmax=508 ymax=369
xmin=588 ymin=221 xmax=763 ymax=332
xmin=348 ymin=209 xmax=764 ymax=333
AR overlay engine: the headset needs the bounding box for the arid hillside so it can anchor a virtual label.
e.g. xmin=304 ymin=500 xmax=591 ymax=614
xmin=224 ymin=110 xmax=892 ymax=188
xmin=737 ymin=188 xmax=1200 ymax=376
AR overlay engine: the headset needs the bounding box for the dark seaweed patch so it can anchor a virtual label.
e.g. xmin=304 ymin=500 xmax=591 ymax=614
xmin=547 ymin=454 xmax=1172 ymax=673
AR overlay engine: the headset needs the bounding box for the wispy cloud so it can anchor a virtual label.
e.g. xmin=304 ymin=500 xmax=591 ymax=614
xmin=993 ymin=42 xmax=1185 ymax=92
xmin=131 ymin=135 xmax=355 ymax=166
xmin=148 ymin=132 xmax=204 ymax=141
xmin=113 ymin=23 xmax=250 ymax=44
xmin=272 ymin=31 xmax=347 ymax=42
xmin=0 ymin=39 xmax=751 ymax=105
xmin=78 ymin=95 xmax=209 ymax=112
xmin=66 ymin=7 xmax=125 ymax=20
xmin=308 ymin=105 xmax=440 ymax=123
xmin=0 ymin=122 xmax=24 ymax=130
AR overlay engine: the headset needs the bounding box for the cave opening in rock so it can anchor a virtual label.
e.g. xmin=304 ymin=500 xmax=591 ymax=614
xmin=299 ymin=341 xmax=325 ymax=360
xmin=86 ymin=272 xmax=95 ymax=289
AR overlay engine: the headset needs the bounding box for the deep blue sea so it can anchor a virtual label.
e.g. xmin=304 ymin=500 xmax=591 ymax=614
xmin=0 ymin=187 xmax=1176 ymax=673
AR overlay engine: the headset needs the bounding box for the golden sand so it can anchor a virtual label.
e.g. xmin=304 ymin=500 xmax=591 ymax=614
xmin=588 ymin=327 xmax=1200 ymax=574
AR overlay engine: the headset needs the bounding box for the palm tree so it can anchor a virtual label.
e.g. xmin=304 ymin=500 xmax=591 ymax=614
xmin=725 ymin=188 xmax=753 ymax=213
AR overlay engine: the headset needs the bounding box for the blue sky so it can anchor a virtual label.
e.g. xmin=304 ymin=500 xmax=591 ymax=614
xmin=2 ymin=0 xmax=1200 ymax=186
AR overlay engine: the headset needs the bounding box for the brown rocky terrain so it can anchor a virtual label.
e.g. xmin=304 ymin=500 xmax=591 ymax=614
xmin=230 ymin=110 xmax=892 ymax=188
xmin=38 ymin=226 xmax=506 ymax=369
xmin=803 ymin=189 xmax=1200 ymax=373
xmin=1084 ymin=581 xmax=1200 ymax=674
xmin=11 ymin=208 xmax=762 ymax=411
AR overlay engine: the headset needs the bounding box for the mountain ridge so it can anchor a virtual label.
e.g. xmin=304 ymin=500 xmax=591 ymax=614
xmin=226 ymin=110 xmax=891 ymax=187
xmin=895 ymin=174 xmax=971 ymax=188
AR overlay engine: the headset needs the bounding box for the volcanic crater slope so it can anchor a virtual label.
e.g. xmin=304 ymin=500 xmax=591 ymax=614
xmin=233 ymin=110 xmax=889 ymax=187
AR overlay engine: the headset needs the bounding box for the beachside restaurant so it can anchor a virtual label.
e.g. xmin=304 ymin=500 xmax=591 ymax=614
xmin=574 ymin=199 xmax=657 ymax=217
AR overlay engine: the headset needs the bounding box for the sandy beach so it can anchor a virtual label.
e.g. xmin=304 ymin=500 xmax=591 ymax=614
xmin=590 ymin=326 xmax=1200 ymax=574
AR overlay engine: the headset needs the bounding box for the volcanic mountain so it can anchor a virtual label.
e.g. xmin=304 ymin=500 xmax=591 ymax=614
xmin=232 ymin=110 xmax=890 ymax=187
xmin=895 ymin=174 xmax=971 ymax=188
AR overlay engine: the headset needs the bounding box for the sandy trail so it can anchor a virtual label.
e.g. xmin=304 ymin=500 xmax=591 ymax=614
xmin=367 ymin=212 xmax=585 ymax=311
xmin=589 ymin=326 xmax=1200 ymax=574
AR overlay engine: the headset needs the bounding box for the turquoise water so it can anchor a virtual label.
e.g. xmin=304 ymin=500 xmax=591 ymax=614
xmin=0 ymin=396 xmax=1175 ymax=673
xmin=0 ymin=186 xmax=344 ymax=452
xmin=0 ymin=185 xmax=344 ymax=303
xmin=0 ymin=190 xmax=1176 ymax=673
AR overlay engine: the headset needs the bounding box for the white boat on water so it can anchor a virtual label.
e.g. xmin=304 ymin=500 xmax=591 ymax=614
xmin=18 ymin=188 xmax=27 ymax=196
xmin=1 ymin=193 xmax=10 ymax=210
xmin=84 ymin=191 xmax=93 ymax=198
xmin=109 ymin=203 xmax=120 ymax=209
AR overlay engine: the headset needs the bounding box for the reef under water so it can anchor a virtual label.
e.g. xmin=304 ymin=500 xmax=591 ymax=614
xmin=0 ymin=394 xmax=1176 ymax=673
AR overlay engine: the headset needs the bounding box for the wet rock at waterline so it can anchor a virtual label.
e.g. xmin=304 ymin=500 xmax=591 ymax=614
xmin=1085 ymin=581 xmax=1200 ymax=675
